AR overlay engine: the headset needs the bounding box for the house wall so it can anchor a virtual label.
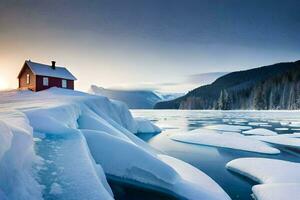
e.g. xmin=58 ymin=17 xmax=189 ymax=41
xmin=36 ymin=76 xmax=74 ymax=91
xmin=18 ymin=64 xmax=36 ymax=91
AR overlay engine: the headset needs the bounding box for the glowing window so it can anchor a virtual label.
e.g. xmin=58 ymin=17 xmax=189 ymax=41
xmin=26 ymin=74 xmax=30 ymax=84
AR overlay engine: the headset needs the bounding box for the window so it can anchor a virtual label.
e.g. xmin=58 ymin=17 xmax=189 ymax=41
xmin=26 ymin=74 xmax=30 ymax=84
xmin=43 ymin=77 xmax=49 ymax=86
xmin=62 ymin=79 xmax=67 ymax=88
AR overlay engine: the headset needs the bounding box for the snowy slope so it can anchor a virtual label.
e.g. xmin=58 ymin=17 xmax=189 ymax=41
xmin=0 ymin=113 xmax=43 ymax=200
xmin=0 ymin=88 xmax=230 ymax=200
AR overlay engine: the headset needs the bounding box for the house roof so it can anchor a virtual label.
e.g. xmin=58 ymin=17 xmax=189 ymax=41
xmin=20 ymin=60 xmax=77 ymax=80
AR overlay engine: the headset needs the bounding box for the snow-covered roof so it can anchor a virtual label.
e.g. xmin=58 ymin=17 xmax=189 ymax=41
xmin=23 ymin=61 xmax=77 ymax=80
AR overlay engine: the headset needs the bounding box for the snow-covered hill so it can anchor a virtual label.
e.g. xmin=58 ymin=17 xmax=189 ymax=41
xmin=0 ymin=88 xmax=230 ymax=200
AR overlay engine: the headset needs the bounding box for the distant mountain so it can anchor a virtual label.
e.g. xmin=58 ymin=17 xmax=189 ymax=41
xmin=155 ymin=60 xmax=300 ymax=110
xmin=154 ymin=92 xmax=184 ymax=101
xmin=186 ymin=72 xmax=229 ymax=85
xmin=90 ymin=85 xmax=182 ymax=109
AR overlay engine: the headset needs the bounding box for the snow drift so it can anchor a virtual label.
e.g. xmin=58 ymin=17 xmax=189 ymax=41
xmin=0 ymin=88 xmax=230 ymax=200
xmin=0 ymin=114 xmax=43 ymax=200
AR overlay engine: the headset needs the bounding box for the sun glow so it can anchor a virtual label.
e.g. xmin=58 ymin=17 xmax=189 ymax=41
xmin=0 ymin=76 xmax=9 ymax=91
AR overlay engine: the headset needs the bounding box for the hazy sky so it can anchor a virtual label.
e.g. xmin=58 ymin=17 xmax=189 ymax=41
xmin=0 ymin=0 xmax=299 ymax=92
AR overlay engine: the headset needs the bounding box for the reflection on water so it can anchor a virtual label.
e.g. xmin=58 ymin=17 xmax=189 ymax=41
xmin=133 ymin=110 xmax=300 ymax=200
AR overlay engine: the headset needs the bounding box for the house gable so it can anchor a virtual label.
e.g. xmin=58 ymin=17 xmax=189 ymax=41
xmin=18 ymin=63 xmax=36 ymax=91
xmin=17 ymin=62 xmax=31 ymax=79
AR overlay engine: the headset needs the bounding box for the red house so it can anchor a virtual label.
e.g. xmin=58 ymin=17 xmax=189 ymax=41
xmin=18 ymin=60 xmax=77 ymax=92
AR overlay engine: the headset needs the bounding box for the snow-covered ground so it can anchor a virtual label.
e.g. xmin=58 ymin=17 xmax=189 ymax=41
xmin=226 ymin=158 xmax=300 ymax=200
xmin=0 ymin=88 xmax=230 ymax=200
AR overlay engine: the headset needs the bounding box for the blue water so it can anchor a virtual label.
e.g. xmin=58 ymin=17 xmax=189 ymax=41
xmin=132 ymin=110 xmax=300 ymax=200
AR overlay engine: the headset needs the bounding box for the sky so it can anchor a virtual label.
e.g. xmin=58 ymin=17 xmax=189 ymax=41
xmin=0 ymin=0 xmax=300 ymax=93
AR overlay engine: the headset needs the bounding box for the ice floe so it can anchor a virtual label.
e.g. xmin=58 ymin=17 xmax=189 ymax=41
xmin=226 ymin=158 xmax=300 ymax=183
xmin=249 ymin=135 xmax=300 ymax=149
xmin=171 ymin=128 xmax=279 ymax=154
xmin=289 ymin=122 xmax=300 ymax=128
xmin=252 ymin=183 xmax=300 ymax=200
xmin=135 ymin=117 xmax=161 ymax=133
xmin=248 ymin=122 xmax=269 ymax=126
xmin=242 ymin=128 xmax=277 ymax=136
xmin=226 ymin=158 xmax=300 ymax=200
xmin=205 ymin=124 xmax=252 ymax=132
xmin=258 ymin=124 xmax=272 ymax=127
xmin=274 ymin=127 xmax=289 ymax=131
xmin=280 ymin=122 xmax=290 ymax=126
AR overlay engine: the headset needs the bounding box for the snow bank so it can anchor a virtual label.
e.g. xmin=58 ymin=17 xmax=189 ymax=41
xmin=0 ymin=114 xmax=43 ymax=200
xmin=110 ymin=100 xmax=139 ymax=133
xmin=0 ymin=88 xmax=230 ymax=200
xmin=158 ymin=155 xmax=231 ymax=200
xmin=82 ymin=129 xmax=177 ymax=185
xmin=82 ymin=129 xmax=229 ymax=200
xmin=205 ymin=124 xmax=252 ymax=132
xmin=0 ymin=122 xmax=12 ymax=161
xmin=135 ymin=117 xmax=161 ymax=133
xmin=171 ymin=128 xmax=280 ymax=154
xmin=226 ymin=158 xmax=300 ymax=200
xmin=242 ymin=128 xmax=277 ymax=136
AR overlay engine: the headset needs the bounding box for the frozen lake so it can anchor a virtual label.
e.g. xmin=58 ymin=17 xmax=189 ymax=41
xmin=132 ymin=110 xmax=300 ymax=200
